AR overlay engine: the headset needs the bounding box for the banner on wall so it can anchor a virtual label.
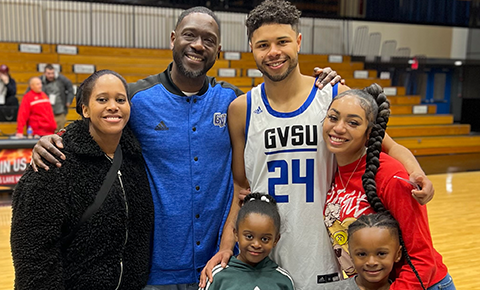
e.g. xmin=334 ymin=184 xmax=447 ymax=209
xmin=0 ymin=148 xmax=32 ymax=191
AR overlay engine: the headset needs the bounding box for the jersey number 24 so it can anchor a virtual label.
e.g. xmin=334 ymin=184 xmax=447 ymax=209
xmin=267 ymin=159 xmax=314 ymax=203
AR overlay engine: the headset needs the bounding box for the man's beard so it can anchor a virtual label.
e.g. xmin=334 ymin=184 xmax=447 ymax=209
xmin=173 ymin=49 xmax=212 ymax=79
xmin=257 ymin=57 xmax=298 ymax=82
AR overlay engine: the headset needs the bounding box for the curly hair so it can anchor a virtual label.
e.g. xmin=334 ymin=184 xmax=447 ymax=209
xmin=246 ymin=0 xmax=301 ymax=40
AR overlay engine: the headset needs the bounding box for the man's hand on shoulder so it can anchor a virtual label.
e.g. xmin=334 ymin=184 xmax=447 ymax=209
xmin=199 ymin=249 xmax=233 ymax=288
xmin=31 ymin=134 xmax=66 ymax=172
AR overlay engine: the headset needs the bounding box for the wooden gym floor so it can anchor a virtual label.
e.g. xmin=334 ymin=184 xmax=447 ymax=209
xmin=1 ymin=161 xmax=480 ymax=289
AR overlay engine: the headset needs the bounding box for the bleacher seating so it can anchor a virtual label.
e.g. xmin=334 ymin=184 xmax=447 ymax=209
xmin=1 ymin=41 xmax=479 ymax=156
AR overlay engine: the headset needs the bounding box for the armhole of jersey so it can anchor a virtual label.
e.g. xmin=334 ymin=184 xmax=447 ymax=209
xmin=245 ymin=91 xmax=252 ymax=143
xmin=332 ymin=83 xmax=339 ymax=99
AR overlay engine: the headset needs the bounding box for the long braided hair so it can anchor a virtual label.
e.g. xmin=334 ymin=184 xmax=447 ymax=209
xmin=362 ymin=83 xmax=390 ymax=213
xmin=359 ymin=83 xmax=426 ymax=290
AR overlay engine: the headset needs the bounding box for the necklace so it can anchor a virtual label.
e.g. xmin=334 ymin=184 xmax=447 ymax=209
xmin=337 ymin=156 xmax=363 ymax=194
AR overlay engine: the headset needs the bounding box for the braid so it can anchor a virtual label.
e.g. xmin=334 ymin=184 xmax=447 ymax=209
xmin=358 ymin=84 xmax=426 ymax=290
xmin=348 ymin=212 xmax=398 ymax=238
xmin=398 ymin=230 xmax=427 ymax=290
xmin=361 ymin=83 xmax=390 ymax=213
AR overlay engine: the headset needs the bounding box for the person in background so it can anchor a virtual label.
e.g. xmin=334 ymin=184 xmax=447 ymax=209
xmin=40 ymin=64 xmax=75 ymax=131
xmin=203 ymin=192 xmax=294 ymax=290
xmin=11 ymin=69 xmax=154 ymax=289
xmin=0 ymin=64 xmax=18 ymax=107
xmin=16 ymin=77 xmax=56 ymax=138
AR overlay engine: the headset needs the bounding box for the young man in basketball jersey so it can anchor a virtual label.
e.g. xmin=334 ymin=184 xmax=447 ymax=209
xmin=201 ymin=0 xmax=435 ymax=289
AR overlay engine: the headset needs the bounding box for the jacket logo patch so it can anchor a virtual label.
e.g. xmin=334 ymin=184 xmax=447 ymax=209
xmin=155 ymin=121 xmax=169 ymax=131
xmin=213 ymin=113 xmax=226 ymax=128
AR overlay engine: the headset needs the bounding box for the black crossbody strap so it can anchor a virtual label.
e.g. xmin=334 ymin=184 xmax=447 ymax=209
xmin=62 ymin=144 xmax=123 ymax=249
xmin=78 ymin=145 xmax=123 ymax=225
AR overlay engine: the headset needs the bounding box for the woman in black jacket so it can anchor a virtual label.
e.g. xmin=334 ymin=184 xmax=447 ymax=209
xmin=11 ymin=70 xmax=154 ymax=290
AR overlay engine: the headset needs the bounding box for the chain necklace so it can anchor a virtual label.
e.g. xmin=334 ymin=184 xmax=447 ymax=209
xmin=337 ymin=156 xmax=364 ymax=194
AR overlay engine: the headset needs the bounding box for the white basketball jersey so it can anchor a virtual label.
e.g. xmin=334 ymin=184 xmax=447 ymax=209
xmin=244 ymin=82 xmax=341 ymax=289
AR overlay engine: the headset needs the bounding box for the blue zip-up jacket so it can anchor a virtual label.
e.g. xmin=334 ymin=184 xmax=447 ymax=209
xmin=128 ymin=63 xmax=243 ymax=285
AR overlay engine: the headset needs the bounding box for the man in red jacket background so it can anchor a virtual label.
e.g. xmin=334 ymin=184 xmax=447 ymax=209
xmin=16 ymin=77 xmax=56 ymax=138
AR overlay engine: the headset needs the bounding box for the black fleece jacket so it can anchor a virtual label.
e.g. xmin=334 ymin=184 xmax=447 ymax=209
xmin=11 ymin=120 xmax=154 ymax=290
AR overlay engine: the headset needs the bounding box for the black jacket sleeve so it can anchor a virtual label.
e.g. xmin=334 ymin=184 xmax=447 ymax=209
xmin=10 ymin=168 xmax=68 ymax=290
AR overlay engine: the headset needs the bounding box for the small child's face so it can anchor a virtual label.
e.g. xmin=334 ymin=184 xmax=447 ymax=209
xmin=348 ymin=227 xmax=402 ymax=287
xmin=235 ymin=213 xmax=279 ymax=267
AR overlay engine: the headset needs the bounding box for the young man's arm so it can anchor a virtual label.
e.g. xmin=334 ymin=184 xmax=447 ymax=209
xmin=382 ymin=134 xmax=434 ymax=205
xmin=227 ymin=95 xmax=250 ymax=191
xmin=199 ymin=184 xmax=240 ymax=284
xmin=199 ymin=95 xmax=250 ymax=287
